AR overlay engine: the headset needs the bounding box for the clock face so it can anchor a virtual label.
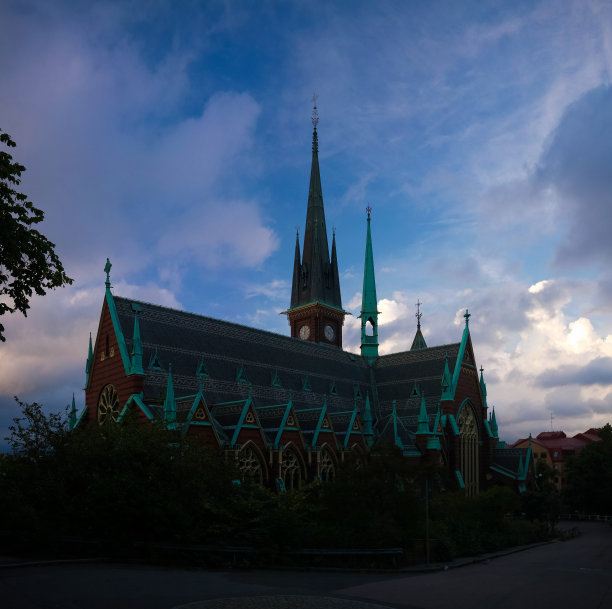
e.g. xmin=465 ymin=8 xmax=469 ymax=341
xmin=324 ymin=324 xmax=335 ymax=341
xmin=299 ymin=324 xmax=311 ymax=340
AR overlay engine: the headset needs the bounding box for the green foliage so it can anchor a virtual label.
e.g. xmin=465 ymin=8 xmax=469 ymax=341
xmin=6 ymin=397 xmax=69 ymax=460
xmin=0 ymin=129 xmax=73 ymax=342
xmin=1 ymin=404 xmax=242 ymax=545
xmin=1 ymin=401 xmax=549 ymax=563
xmin=429 ymin=486 xmax=542 ymax=560
xmin=564 ymin=423 xmax=612 ymax=514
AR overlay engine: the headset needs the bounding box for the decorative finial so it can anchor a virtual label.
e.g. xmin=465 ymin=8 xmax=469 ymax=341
xmin=415 ymin=299 xmax=422 ymax=330
xmin=332 ymin=225 xmax=336 ymax=236
xmin=366 ymin=205 xmax=372 ymax=220
xmin=311 ymin=93 xmax=319 ymax=129
xmin=104 ymin=258 xmax=112 ymax=288
xmin=464 ymin=308 xmax=470 ymax=326
xmin=480 ymin=365 xmax=484 ymax=375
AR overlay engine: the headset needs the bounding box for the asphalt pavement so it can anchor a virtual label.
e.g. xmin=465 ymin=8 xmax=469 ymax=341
xmin=1 ymin=522 xmax=610 ymax=609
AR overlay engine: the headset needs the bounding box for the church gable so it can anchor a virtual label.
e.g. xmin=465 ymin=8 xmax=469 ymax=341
xmin=211 ymin=397 xmax=266 ymax=448
xmin=182 ymin=392 xmax=221 ymax=447
xmin=256 ymin=402 xmax=305 ymax=450
xmin=86 ymin=293 xmax=144 ymax=425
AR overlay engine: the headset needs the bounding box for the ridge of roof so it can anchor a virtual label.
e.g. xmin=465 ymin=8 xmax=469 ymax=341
xmin=114 ymin=295 xmax=366 ymax=365
xmin=376 ymin=343 xmax=460 ymax=366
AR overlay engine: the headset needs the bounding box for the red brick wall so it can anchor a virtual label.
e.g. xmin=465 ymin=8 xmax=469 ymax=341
xmin=85 ymin=298 xmax=144 ymax=423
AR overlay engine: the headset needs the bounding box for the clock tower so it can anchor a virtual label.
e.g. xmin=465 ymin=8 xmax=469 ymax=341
xmin=285 ymin=100 xmax=346 ymax=347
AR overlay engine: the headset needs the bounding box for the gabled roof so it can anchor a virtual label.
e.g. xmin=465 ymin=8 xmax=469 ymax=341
xmin=106 ymin=294 xmax=473 ymax=452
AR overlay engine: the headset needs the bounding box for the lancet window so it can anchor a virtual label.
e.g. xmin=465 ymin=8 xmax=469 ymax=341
xmin=320 ymin=449 xmax=335 ymax=482
xmin=458 ymin=403 xmax=479 ymax=496
xmin=281 ymin=448 xmax=302 ymax=490
xmin=238 ymin=446 xmax=264 ymax=484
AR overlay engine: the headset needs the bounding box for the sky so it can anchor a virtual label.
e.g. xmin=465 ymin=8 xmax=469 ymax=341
xmin=1 ymin=0 xmax=612 ymax=448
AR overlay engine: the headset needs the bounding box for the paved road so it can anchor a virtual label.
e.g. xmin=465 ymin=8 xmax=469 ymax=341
xmin=1 ymin=522 xmax=610 ymax=609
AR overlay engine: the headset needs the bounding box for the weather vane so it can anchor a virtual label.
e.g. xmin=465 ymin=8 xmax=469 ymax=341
xmin=312 ymin=93 xmax=319 ymax=128
xmin=415 ymin=299 xmax=422 ymax=329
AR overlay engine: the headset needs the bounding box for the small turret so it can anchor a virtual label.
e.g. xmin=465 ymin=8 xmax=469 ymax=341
xmin=490 ymin=406 xmax=499 ymax=438
xmin=441 ymin=353 xmax=453 ymax=401
xmin=85 ymin=332 xmax=93 ymax=386
xmin=130 ymin=303 xmax=144 ymax=375
xmin=416 ymin=394 xmax=430 ymax=435
xmin=69 ymin=393 xmax=77 ymax=431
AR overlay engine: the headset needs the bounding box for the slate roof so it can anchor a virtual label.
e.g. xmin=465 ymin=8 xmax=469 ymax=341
xmin=113 ymin=295 xmax=456 ymax=441
xmin=491 ymin=447 xmax=529 ymax=478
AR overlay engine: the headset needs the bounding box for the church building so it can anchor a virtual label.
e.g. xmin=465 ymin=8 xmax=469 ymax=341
xmin=73 ymin=105 xmax=533 ymax=495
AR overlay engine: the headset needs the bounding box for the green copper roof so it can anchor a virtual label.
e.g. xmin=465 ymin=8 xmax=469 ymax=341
xmin=416 ymin=395 xmax=430 ymax=435
xmin=360 ymin=209 xmax=379 ymax=359
xmin=361 ymin=211 xmax=378 ymax=317
xmin=410 ymin=327 xmax=427 ymax=350
xmin=130 ymin=305 xmax=144 ymax=376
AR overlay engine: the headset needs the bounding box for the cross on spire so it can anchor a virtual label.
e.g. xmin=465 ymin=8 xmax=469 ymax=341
xmin=464 ymin=308 xmax=470 ymax=326
xmin=415 ymin=299 xmax=422 ymax=329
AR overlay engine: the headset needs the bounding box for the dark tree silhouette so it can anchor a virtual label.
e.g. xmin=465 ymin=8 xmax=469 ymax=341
xmin=0 ymin=129 xmax=73 ymax=341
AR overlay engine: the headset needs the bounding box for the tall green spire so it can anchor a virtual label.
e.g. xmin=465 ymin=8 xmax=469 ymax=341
xmin=360 ymin=206 xmax=379 ymax=360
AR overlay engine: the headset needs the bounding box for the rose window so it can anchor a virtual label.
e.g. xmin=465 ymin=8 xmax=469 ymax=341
xmin=97 ymin=384 xmax=120 ymax=423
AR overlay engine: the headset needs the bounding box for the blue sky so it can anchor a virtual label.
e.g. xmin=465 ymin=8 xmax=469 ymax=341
xmin=1 ymin=0 xmax=612 ymax=446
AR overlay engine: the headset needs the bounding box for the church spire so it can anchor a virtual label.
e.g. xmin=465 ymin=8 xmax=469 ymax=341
xmin=285 ymin=97 xmax=345 ymax=347
xmin=360 ymin=206 xmax=379 ymax=360
xmin=410 ymin=299 xmax=428 ymax=350
xmin=293 ymin=96 xmax=340 ymax=308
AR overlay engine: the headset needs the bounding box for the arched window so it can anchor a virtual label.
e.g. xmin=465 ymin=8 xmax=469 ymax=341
xmin=281 ymin=448 xmax=303 ymax=490
xmin=97 ymin=384 xmax=120 ymax=423
xmin=320 ymin=449 xmax=335 ymax=482
xmin=365 ymin=318 xmax=375 ymax=336
xmin=238 ymin=446 xmax=264 ymax=484
xmin=457 ymin=403 xmax=479 ymax=496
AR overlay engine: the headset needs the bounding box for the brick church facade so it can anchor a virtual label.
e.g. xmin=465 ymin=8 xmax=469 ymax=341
xmin=73 ymin=107 xmax=533 ymax=495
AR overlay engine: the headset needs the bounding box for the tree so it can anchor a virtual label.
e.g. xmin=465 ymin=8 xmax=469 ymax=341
xmin=0 ymin=129 xmax=73 ymax=342
xmin=565 ymin=423 xmax=612 ymax=514
xmin=6 ymin=397 xmax=69 ymax=461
